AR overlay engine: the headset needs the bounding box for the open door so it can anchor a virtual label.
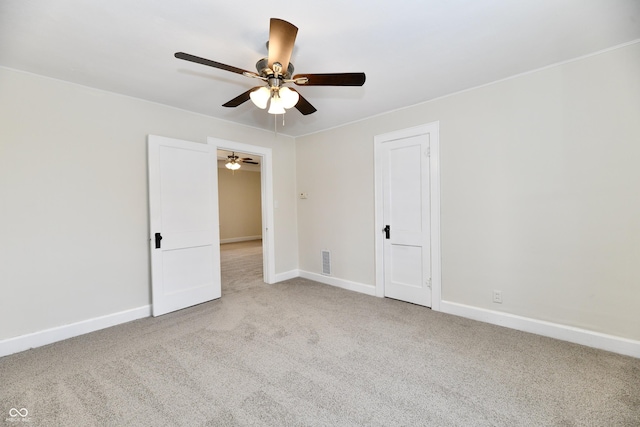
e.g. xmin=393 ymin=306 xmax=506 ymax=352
xmin=148 ymin=135 xmax=221 ymax=316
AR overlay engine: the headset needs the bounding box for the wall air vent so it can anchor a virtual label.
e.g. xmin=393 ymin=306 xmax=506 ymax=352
xmin=321 ymin=250 xmax=331 ymax=276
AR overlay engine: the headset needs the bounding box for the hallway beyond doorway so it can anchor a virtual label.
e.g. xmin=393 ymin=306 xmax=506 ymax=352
xmin=221 ymin=240 xmax=263 ymax=295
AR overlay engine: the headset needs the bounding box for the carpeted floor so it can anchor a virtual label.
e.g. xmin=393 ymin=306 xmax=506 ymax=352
xmin=1 ymin=240 xmax=639 ymax=426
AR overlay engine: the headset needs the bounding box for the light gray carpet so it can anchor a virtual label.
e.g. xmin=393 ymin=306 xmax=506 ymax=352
xmin=1 ymin=240 xmax=639 ymax=426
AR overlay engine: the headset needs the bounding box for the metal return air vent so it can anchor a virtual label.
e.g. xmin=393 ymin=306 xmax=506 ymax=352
xmin=321 ymin=250 xmax=331 ymax=276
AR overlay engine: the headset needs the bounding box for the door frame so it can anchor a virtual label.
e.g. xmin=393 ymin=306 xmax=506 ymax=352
xmin=374 ymin=122 xmax=442 ymax=311
xmin=208 ymin=137 xmax=276 ymax=284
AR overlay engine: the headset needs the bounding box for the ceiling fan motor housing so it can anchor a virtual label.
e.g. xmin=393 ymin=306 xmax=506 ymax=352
xmin=256 ymin=57 xmax=294 ymax=80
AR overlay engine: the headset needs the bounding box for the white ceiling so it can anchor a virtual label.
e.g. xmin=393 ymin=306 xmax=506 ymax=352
xmin=1 ymin=1 xmax=639 ymax=137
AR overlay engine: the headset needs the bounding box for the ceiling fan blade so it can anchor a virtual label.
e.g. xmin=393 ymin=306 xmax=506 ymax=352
xmin=267 ymin=18 xmax=298 ymax=73
xmin=175 ymin=52 xmax=254 ymax=76
xmin=243 ymin=161 xmax=259 ymax=165
xmin=222 ymin=87 xmax=262 ymax=108
xmin=293 ymin=73 xmax=366 ymax=86
xmin=291 ymin=89 xmax=317 ymax=115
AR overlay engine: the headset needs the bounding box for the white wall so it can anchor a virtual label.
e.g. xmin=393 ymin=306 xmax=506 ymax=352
xmin=296 ymin=42 xmax=640 ymax=341
xmin=0 ymin=67 xmax=298 ymax=341
xmin=218 ymin=167 xmax=262 ymax=241
xmin=296 ymin=125 xmax=376 ymax=286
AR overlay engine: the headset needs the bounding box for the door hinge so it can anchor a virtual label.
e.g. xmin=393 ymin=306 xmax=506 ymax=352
xmin=426 ymin=278 xmax=432 ymax=288
xmin=425 ymin=147 xmax=430 ymax=157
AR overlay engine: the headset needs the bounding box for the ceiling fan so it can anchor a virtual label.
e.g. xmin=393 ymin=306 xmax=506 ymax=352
xmin=224 ymin=152 xmax=258 ymax=170
xmin=175 ymin=18 xmax=366 ymax=116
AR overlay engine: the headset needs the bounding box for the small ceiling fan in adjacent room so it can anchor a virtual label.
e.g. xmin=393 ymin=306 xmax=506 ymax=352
xmin=174 ymin=18 xmax=366 ymax=116
xmin=224 ymin=152 xmax=258 ymax=170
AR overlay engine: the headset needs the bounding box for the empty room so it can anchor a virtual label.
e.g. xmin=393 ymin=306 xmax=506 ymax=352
xmin=1 ymin=1 xmax=639 ymax=425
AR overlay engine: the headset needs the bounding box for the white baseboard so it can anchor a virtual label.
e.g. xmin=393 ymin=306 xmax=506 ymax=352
xmin=220 ymin=235 xmax=262 ymax=244
xmin=0 ymin=305 xmax=151 ymax=358
xmin=439 ymin=300 xmax=640 ymax=359
xmin=6 ymin=296 xmax=634 ymax=361
xmin=274 ymin=269 xmax=300 ymax=283
xmin=299 ymin=270 xmax=377 ymax=296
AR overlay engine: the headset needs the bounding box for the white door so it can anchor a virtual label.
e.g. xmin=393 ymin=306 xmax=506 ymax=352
xmin=381 ymin=134 xmax=431 ymax=306
xmin=148 ymin=135 xmax=221 ymax=316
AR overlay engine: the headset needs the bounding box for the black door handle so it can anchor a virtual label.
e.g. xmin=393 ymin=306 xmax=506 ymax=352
xmin=383 ymin=225 xmax=390 ymax=239
xmin=154 ymin=232 xmax=163 ymax=249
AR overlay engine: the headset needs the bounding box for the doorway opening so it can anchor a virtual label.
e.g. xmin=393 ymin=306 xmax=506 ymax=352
xmin=208 ymin=137 xmax=276 ymax=286
xmin=217 ymin=149 xmax=264 ymax=293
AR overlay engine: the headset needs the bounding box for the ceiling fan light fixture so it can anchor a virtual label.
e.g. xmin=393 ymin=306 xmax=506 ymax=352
xmin=225 ymin=160 xmax=241 ymax=170
xmin=268 ymin=95 xmax=286 ymax=115
xmin=279 ymin=87 xmax=299 ymax=109
xmin=225 ymin=152 xmax=242 ymax=170
xmin=250 ymin=87 xmax=270 ymax=109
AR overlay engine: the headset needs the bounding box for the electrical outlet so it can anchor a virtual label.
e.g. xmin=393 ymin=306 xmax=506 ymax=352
xmin=493 ymin=290 xmax=503 ymax=304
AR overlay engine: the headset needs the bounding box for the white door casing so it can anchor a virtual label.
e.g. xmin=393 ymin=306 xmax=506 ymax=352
xmin=374 ymin=123 xmax=442 ymax=310
xmin=148 ymin=135 xmax=221 ymax=316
